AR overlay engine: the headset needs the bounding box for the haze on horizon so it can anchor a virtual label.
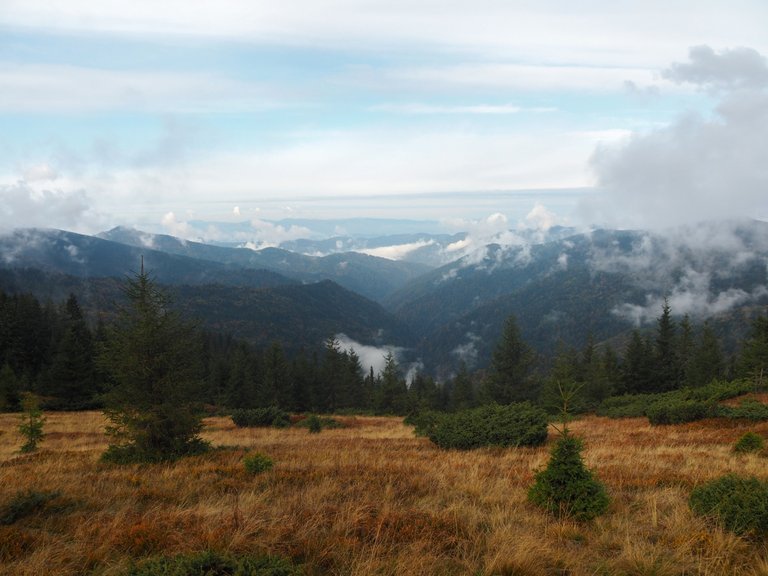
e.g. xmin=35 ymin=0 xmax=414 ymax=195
xmin=1 ymin=1 xmax=767 ymax=242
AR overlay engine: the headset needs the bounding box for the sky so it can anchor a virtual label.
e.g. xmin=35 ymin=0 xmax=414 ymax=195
xmin=1 ymin=1 xmax=767 ymax=239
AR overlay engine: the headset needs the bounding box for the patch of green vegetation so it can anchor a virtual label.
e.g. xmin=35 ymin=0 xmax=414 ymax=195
xmin=127 ymin=550 xmax=301 ymax=576
xmin=243 ymin=453 xmax=274 ymax=475
xmin=690 ymin=475 xmax=768 ymax=536
xmin=231 ymin=407 xmax=291 ymax=428
xmin=428 ymin=403 xmax=548 ymax=450
xmin=733 ymin=432 xmax=765 ymax=454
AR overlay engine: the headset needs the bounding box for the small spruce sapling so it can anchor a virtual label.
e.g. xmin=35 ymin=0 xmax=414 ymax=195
xmin=528 ymin=381 xmax=609 ymax=521
xmin=18 ymin=392 xmax=45 ymax=453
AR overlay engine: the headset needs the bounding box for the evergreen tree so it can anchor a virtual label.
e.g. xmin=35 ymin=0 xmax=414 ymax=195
xmin=44 ymin=294 xmax=98 ymax=409
xmin=320 ymin=337 xmax=344 ymax=412
xmin=653 ymin=299 xmax=682 ymax=391
xmin=679 ymin=315 xmax=694 ymax=386
xmin=621 ymin=330 xmax=654 ymax=394
xmin=99 ymin=268 xmax=208 ymax=462
xmin=450 ymin=362 xmax=475 ymax=411
xmin=690 ymin=321 xmax=724 ymax=386
xmin=409 ymin=370 xmax=439 ymax=411
xmin=260 ymin=342 xmax=290 ymax=408
xmin=738 ymin=312 xmax=768 ymax=388
xmin=540 ymin=345 xmax=581 ymax=414
xmin=0 ymin=362 xmax=20 ymax=411
xmin=481 ymin=315 xmax=536 ymax=403
xmin=377 ymin=352 xmax=409 ymax=415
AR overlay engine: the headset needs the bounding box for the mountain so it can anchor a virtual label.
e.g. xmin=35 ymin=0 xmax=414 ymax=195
xmin=0 ymin=268 xmax=411 ymax=355
xmin=0 ymin=228 xmax=294 ymax=289
xmin=98 ymin=226 xmax=430 ymax=301
xmin=389 ymin=220 xmax=768 ymax=375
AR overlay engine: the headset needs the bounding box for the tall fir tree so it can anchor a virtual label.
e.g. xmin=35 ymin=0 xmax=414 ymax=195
xmin=738 ymin=311 xmax=768 ymax=388
xmin=653 ymin=299 xmax=682 ymax=392
xmin=481 ymin=315 xmax=536 ymax=403
xmin=99 ymin=268 xmax=207 ymax=462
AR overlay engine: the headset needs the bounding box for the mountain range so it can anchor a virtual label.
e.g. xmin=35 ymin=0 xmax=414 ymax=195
xmin=1 ymin=219 xmax=767 ymax=376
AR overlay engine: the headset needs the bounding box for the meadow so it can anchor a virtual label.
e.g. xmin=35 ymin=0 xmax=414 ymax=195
xmin=2 ymin=411 xmax=768 ymax=575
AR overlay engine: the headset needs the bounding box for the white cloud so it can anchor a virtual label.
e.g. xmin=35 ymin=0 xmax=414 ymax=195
xmin=581 ymin=45 xmax=768 ymax=229
xmin=370 ymin=103 xmax=555 ymax=115
xmin=358 ymin=239 xmax=435 ymax=261
xmin=0 ymin=181 xmax=97 ymax=232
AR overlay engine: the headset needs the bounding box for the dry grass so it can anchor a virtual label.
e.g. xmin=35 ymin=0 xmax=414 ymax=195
xmin=2 ymin=411 xmax=768 ymax=575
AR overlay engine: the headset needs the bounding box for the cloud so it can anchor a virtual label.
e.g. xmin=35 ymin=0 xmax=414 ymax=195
xmin=370 ymin=103 xmax=556 ymax=115
xmin=358 ymin=239 xmax=435 ymax=261
xmin=451 ymin=332 xmax=482 ymax=368
xmin=662 ymin=45 xmax=768 ymax=91
xmin=581 ymin=45 xmax=768 ymax=229
xmin=0 ymin=181 xmax=96 ymax=232
xmin=334 ymin=333 xmax=401 ymax=377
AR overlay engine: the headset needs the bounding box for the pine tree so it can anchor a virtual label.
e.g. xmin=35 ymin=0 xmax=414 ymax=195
xmin=450 ymin=362 xmax=475 ymax=411
xmin=99 ymin=268 xmax=208 ymax=462
xmin=481 ymin=315 xmax=536 ymax=403
xmin=377 ymin=352 xmax=409 ymax=415
xmin=690 ymin=321 xmax=724 ymax=386
xmin=738 ymin=312 xmax=768 ymax=388
xmin=653 ymin=299 xmax=682 ymax=391
xmin=621 ymin=330 xmax=654 ymax=394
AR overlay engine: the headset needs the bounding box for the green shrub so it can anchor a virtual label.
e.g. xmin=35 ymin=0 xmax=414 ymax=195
xmin=428 ymin=403 xmax=548 ymax=450
xmin=231 ymin=407 xmax=290 ymax=428
xmin=528 ymin=435 xmax=609 ymax=521
xmin=244 ymin=453 xmax=274 ymax=475
xmin=0 ymin=490 xmax=61 ymax=525
xmin=127 ymin=549 xmax=301 ymax=576
xmin=646 ymin=399 xmax=716 ymax=425
xmin=689 ymin=474 xmax=768 ymax=536
xmin=718 ymin=399 xmax=768 ymax=422
xmin=18 ymin=392 xmax=45 ymax=453
xmin=733 ymin=432 xmax=765 ymax=454
xmin=293 ymin=415 xmax=345 ymax=432
xmin=101 ymin=437 xmax=210 ymax=464
xmin=596 ymin=394 xmax=655 ymax=419
xmin=405 ymin=410 xmax=445 ymax=437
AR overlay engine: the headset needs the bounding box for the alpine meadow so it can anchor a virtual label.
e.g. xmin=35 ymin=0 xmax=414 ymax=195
xmin=3 ymin=2 xmax=768 ymax=575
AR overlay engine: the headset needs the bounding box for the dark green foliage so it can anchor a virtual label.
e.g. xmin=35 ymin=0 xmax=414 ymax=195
xmin=718 ymin=399 xmax=768 ymax=421
xmin=428 ymin=403 xmax=548 ymax=450
xmin=244 ymin=453 xmax=274 ymax=475
xmin=18 ymin=392 xmax=45 ymax=453
xmin=733 ymin=432 xmax=764 ymax=454
xmin=481 ymin=316 xmax=536 ymax=404
xmin=597 ymin=379 xmax=756 ymax=420
xmin=376 ymin=352 xmax=409 ymax=415
xmin=127 ymin=550 xmax=301 ymax=576
xmin=0 ymin=490 xmax=60 ymax=525
xmin=294 ymin=414 xmax=346 ymax=432
xmin=646 ymin=399 xmax=716 ymax=425
xmin=528 ymin=435 xmax=609 ymax=521
xmin=405 ymin=410 xmax=444 ymax=437
xmin=99 ymin=269 xmax=208 ymax=463
xmin=689 ymin=475 xmax=768 ymax=536
xmin=231 ymin=407 xmax=290 ymax=428
xmin=738 ymin=312 xmax=768 ymax=387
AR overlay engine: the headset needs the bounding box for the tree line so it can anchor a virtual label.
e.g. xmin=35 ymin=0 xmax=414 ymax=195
xmin=1 ymin=281 xmax=767 ymax=417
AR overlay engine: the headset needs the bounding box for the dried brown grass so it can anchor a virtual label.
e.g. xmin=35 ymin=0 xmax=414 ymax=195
xmin=2 ymin=411 xmax=768 ymax=575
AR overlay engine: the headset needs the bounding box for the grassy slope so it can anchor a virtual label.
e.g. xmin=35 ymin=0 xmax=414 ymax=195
xmin=2 ymin=412 xmax=768 ymax=575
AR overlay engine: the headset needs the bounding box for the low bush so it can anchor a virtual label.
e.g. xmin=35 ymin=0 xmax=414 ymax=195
xmin=244 ymin=453 xmax=274 ymax=475
xmin=428 ymin=403 xmax=548 ymax=450
xmin=293 ymin=415 xmax=345 ymax=432
xmin=101 ymin=437 xmax=210 ymax=464
xmin=689 ymin=474 xmax=768 ymax=536
xmin=596 ymin=394 xmax=654 ymax=419
xmin=718 ymin=399 xmax=768 ymax=422
xmin=733 ymin=432 xmax=765 ymax=454
xmin=0 ymin=490 xmax=61 ymax=525
xmin=404 ymin=410 xmax=444 ymax=437
xmin=528 ymin=434 xmax=609 ymax=521
xmin=646 ymin=399 xmax=716 ymax=425
xmin=127 ymin=550 xmax=301 ymax=576
xmin=231 ymin=407 xmax=290 ymax=428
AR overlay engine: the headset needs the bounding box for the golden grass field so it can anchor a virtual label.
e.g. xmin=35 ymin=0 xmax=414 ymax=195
xmin=2 ymin=410 xmax=768 ymax=575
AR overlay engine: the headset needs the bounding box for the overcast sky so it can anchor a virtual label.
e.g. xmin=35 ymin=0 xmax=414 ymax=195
xmin=1 ymin=1 xmax=767 ymax=236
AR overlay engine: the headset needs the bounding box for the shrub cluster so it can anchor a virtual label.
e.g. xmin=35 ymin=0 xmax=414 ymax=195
xmin=293 ymin=415 xmax=346 ymax=432
xmin=404 ymin=410 xmax=443 ymax=437
xmin=719 ymin=399 xmax=768 ymax=421
xmin=689 ymin=474 xmax=768 ymax=536
xmin=646 ymin=399 xmax=716 ymax=425
xmin=231 ymin=407 xmax=290 ymax=428
xmin=127 ymin=550 xmax=301 ymax=576
xmin=528 ymin=435 xmax=609 ymax=521
xmin=733 ymin=432 xmax=765 ymax=454
xmin=427 ymin=403 xmax=548 ymax=450
xmin=243 ymin=453 xmax=274 ymax=475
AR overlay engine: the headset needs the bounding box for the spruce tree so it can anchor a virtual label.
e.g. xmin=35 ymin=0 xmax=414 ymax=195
xmin=481 ymin=315 xmax=536 ymax=403
xmin=739 ymin=312 xmax=768 ymax=389
xmin=99 ymin=268 xmax=208 ymax=462
xmin=653 ymin=299 xmax=682 ymax=391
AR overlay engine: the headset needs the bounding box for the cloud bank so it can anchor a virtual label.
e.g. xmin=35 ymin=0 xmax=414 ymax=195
xmin=581 ymin=45 xmax=768 ymax=230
